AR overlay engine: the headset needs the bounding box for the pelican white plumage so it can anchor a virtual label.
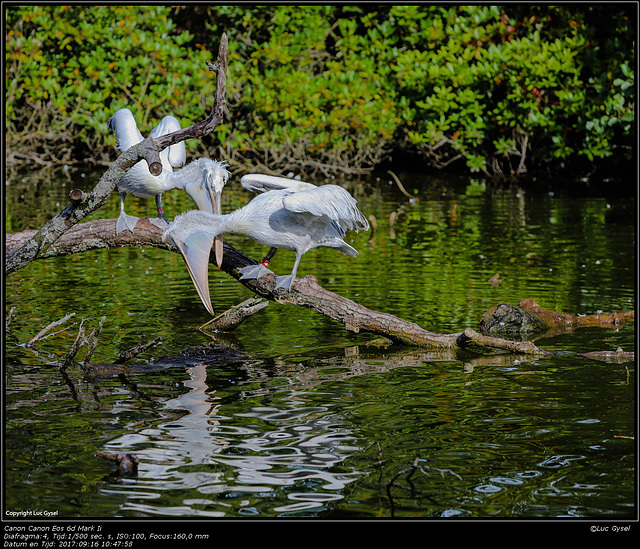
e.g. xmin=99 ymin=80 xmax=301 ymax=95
xmin=235 ymin=173 xmax=317 ymax=280
xmin=163 ymin=174 xmax=369 ymax=315
xmin=107 ymin=108 xmax=229 ymax=265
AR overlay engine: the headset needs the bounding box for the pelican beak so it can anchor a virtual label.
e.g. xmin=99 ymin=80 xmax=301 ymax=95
xmin=173 ymin=233 xmax=215 ymax=316
xmin=212 ymin=189 xmax=224 ymax=268
xmin=184 ymin=181 xmax=224 ymax=269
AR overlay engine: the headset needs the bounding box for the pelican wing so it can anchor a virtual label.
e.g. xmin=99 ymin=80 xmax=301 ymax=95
xmin=240 ymin=174 xmax=316 ymax=195
xmin=150 ymin=115 xmax=187 ymax=169
xmin=107 ymin=108 xmax=144 ymax=152
xmin=282 ymin=185 xmax=369 ymax=233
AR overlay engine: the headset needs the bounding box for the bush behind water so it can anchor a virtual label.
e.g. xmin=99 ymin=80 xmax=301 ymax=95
xmin=5 ymin=5 xmax=635 ymax=178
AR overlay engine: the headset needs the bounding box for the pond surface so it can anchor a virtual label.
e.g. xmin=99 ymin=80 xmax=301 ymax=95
xmin=4 ymin=167 xmax=635 ymax=523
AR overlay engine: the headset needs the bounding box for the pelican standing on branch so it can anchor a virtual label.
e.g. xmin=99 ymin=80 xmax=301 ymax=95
xmin=107 ymin=108 xmax=229 ymax=265
xmin=163 ymin=174 xmax=369 ymax=315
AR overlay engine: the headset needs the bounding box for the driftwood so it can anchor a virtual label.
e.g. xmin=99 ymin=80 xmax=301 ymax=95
xmin=481 ymin=299 xmax=634 ymax=336
xmin=5 ymin=220 xmax=549 ymax=355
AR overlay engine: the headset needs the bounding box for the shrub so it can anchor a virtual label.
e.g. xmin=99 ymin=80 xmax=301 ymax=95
xmin=204 ymin=4 xmax=635 ymax=177
xmin=5 ymin=5 xmax=635 ymax=178
xmin=387 ymin=5 xmax=635 ymax=175
xmin=5 ymin=5 xmax=214 ymax=167
xmin=205 ymin=5 xmax=400 ymax=175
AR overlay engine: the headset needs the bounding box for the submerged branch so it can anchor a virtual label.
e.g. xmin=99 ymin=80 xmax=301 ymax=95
xmin=115 ymin=333 xmax=163 ymax=364
xmin=84 ymin=315 xmax=107 ymax=364
xmin=26 ymin=312 xmax=77 ymax=347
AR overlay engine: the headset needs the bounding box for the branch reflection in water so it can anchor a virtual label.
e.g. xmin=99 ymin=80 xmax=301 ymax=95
xmin=98 ymin=357 xmax=355 ymax=516
xmin=95 ymin=345 xmax=532 ymax=517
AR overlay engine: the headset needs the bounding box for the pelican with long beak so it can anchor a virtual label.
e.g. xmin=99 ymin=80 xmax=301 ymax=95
xmin=163 ymin=174 xmax=369 ymax=315
xmin=107 ymin=108 xmax=228 ymax=265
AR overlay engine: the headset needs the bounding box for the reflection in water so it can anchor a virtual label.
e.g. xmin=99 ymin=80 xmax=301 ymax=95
xmin=5 ymin=324 xmax=635 ymax=518
xmin=99 ymin=363 xmax=365 ymax=517
xmin=95 ymin=346 xmax=547 ymax=517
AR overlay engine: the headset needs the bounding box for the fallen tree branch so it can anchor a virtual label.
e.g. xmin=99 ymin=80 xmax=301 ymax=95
xmin=481 ymin=299 xmax=634 ymax=337
xmin=5 ymin=33 xmax=228 ymax=276
xmin=115 ymin=333 xmax=163 ymax=364
xmin=201 ymin=296 xmax=270 ymax=332
xmin=5 ymin=219 xmax=174 ymax=260
xmin=26 ymin=312 xmax=77 ymax=347
xmin=5 ymin=218 xmax=550 ymax=355
xmin=10 ymin=219 xmax=631 ymax=355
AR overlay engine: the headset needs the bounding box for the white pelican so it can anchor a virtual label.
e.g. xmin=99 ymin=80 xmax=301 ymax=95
xmin=163 ymin=174 xmax=369 ymax=315
xmin=107 ymin=108 xmax=229 ymax=265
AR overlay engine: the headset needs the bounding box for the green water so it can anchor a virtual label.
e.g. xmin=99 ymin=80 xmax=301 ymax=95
xmin=4 ymin=168 xmax=635 ymax=521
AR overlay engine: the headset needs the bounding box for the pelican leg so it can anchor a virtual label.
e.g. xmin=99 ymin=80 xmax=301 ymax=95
xmin=149 ymin=194 xmax=171 ymax=230
xmin=275 ymin=251 xmax=302 ymax=291
xmin=239 ymin=247 xmax=277 ymax=281
xmin=115 ymin=191 xmax=139 ymax=234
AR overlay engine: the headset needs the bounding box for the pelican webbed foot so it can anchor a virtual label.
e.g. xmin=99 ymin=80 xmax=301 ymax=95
xmin=116 ymin=212 xmax=139 ymax=234
xmin=149 ymin=216 xmax=171 ymax=230
xmin=275 ymin=274 xmax=296 ymax=291
xmin=239 ymin=263 xmax=275 ymax=281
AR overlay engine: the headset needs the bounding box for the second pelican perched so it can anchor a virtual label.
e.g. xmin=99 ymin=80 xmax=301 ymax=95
xmin=163 ymin=174 xmax=369 ymax=315
xmin=107 ymin=108 xmax=229 ymax=265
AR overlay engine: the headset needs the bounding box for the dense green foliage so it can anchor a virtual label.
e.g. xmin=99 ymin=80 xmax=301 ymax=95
xmin=5 ymin=5 xmax=635 ymax=178
xmin=5 ymin=6 xmax=214 ymax=167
